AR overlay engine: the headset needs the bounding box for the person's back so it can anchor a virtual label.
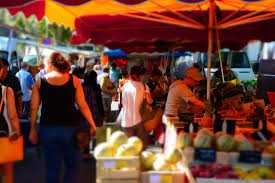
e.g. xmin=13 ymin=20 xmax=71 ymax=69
xmin=16 ymin=65 xmax=33 ymax=102
xmin=29 ymin=52 xmax=96 ymax=183
xmin=121 ymin=80 xmax=145 ymax=127
xmin=39 ymin=73 xmax=80 ymax=126
xmin=110 ymin=63 xmax=120 ymax=85
xmin=82 ymin=70 xmax=104 ymax=127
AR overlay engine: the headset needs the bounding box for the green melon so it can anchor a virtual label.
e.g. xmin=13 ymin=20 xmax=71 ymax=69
xmin=194 ymin=134 xmax=212 ymax=148
xmin=197 ymin=129 xmax=213 ymax=139
xmin=216 ymin=135 xmax=235 ymax=152
xmin=177 ymin=133 xmax=193 ymax=149
xmin=236 ymin=141 xmax=254 ymax=151
xmin=214 ymin=131 xmax=226 ymax=140
xmin=233 ymin=135 xmax=249 ymax=144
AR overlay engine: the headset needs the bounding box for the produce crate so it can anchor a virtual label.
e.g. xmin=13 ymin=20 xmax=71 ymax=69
xmin=99 ymin=180 xmax=139 ymax=183
xmin=182 ymin=147 xmax=230 ymax=165
xmin=249 ymin=180 xmax=275 ymax=183
xmin=196 ymin=178 xmax=275 ymax=183
xmin=196 ymin=178 xmax=245 ymax=183
xmin=236 ymin=122 xmax=254 ymax=128
xmin=141 ymin=171 xmax=185 ymax=183
xmin=96 ymin=156 xmax=140 ymax=183
xmin=229 ymin=152 xmax=273 ymax=166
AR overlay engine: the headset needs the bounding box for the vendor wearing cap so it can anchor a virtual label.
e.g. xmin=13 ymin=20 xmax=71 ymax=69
xmin=164 ymin=67 xmax=205 ymax=120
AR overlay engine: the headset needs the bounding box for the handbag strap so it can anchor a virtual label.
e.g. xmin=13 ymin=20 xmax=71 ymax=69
xmin=0 ymin=86 xmax=7 ymax=113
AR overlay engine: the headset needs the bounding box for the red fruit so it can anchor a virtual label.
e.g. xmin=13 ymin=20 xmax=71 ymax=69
xmin=210 ymin=163 xmax=219 ymax=171
xmin=214 ymin=174 xmax=225 ymax=179
xmin=191 ymin=169 xmax=199 ymax=177
xmin=221 ymin=164 xmax=232 ymax=171
xmin=199 ymin=171 xmax=212 ymax=178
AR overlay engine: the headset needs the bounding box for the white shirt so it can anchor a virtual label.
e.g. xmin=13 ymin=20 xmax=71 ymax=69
xmin=121 ymin=80 xmax=149 ymax=128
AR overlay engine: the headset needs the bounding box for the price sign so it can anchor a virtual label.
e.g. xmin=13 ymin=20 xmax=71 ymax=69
xmin=239 ymin=151 xmax=262 ymax=164
xmin=103 ymin=161 xmax=115 ymax=168
xmin=195 ymin=148 xmax=216 ymax=162
xmin=116 ymin=160 xmax=127 ymax=168
xmin=161 ymin=175 xmax=172 ymax=183
xmin=149 ymin=174 xmax=172 ymax=183
xmin=149 ymin=174 xmax=161 ymax=183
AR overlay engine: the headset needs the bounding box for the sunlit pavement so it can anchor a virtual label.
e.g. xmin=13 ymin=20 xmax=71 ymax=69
xmin=1 ymin=147 xmax=96 ymax=183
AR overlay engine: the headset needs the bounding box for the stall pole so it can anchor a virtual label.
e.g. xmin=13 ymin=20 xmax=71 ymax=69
xmin=170 ymin=49 xmax=175 ymax=82
xmin=215 ymin=15 xmax=225 ymax=83
xmin=206 ymin=0 xmax=215 ymax=101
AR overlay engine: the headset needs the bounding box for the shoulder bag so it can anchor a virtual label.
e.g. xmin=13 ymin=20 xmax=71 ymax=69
xmin=0 ymin=86 xmax=24 ymax=164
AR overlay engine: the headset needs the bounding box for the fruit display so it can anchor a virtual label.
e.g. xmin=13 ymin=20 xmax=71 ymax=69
xmin=140 ymin=147 xmax=183 ymax=171
xmin=140 ymin=151 xmax=156 ymax=170
xmin=216 ymin=134 xmax=235 ymax=152
xmin=177 ymin=133 xmax=193 ymax=149
xmin=178 ymin=129 xmax=259 ymax=153
xmin=194 ymin=134 xmax=212 ymax=148
xmin=94 ymin=131 xmax=142 ymax=158
xmin=234 ymin=167 xmax=275 ymax=180
xmin=190 ymin=163 xmax=239 ymax=179
xmin=109 ymin=131 xmax=128 ymax=152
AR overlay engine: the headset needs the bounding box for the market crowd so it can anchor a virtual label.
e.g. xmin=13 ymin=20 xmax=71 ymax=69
xmin=0 ymin=51 xmax=236 ymax=183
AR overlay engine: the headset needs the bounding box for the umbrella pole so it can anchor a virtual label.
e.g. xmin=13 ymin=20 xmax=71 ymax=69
xmin=170 ymin=49 xmax=175 ymax=82
xmin=207 ymin=0 xmax=215 ymax=101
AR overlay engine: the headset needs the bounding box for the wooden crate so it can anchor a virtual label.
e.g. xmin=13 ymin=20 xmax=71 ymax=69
xmin=96 ymin=156 xmax=140 ymax=180
xmin=196 ymin=178 xmax=275 ymax=183
xmin=182 ymin=147 xmax=230 ymax=165
xmin=98 ymin=179 xmax=139 ymax=183
xmin=196 ymin=178 xmax=245 ymax=183
xmin=141 ymin=171 xmax=185 ymax=183
xmin=229 ymin=152 xmax=273 ymax=166
xmin=248 ymin=180 xmax=275 ymax=183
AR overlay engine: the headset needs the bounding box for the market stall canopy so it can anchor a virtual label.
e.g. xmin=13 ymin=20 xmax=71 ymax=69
xmin=71 ymin=8 xmax=275 ymax=46
xmin=3 ymin=0 xmax=274 ymax=30
xmin=103 ymin=39 xmax=248 ymax=53
xmin=104 ymin=49 xmax=127 ymax=59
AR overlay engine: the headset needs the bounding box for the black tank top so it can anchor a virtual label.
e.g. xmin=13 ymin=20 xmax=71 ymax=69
xmin=39 ymin=75 xmax=80 ymax=126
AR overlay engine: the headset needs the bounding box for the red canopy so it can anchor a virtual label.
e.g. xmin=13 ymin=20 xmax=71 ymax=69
xmin=103 ymin=39 xmax=249 ymax=53
xmin=71 ymin=10 xmax=275 ymax=50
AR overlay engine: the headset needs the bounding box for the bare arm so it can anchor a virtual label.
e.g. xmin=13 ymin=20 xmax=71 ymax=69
xmin=189 ymin=97 xmax=205 ymax=110
xmin=73 ymin=76 xmax=96 ymax=136
xmin=30 ymin=80 xmax=41 ymax=130
xmin=29 ymin=80 xmax=41 ymax=144
xmin=6 ymin=87 xmax=20 ymax=134
xmin=16 ymin=95 xmax=23 ymax=118
xmin=146 ymin=92 xmax=153 ymax=105
xmin=145 ymin=85 xmax=153 ymax=105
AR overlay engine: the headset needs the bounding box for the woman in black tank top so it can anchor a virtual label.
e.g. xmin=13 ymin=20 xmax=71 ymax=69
xmin=29 ymin=52 xmax=96 ymax=183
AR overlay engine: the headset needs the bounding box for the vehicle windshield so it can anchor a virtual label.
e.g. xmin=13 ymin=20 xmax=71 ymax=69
xmin=23 ymin=55 xmax=38 ymax=66
xmin=202 ymin=52 xmax=229 ymax=68
xmin=231 ymin=51 xmax=250 ymax=68
xmin=0 ymin=51 xmax=8 ymax=59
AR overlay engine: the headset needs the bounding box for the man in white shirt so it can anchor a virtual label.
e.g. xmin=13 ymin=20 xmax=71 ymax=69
xmin=121 ymin=66 xmax=153 ymax=150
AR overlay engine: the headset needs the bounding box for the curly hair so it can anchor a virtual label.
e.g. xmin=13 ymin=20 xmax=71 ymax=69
xmin=44 ymin=52 xmax=70 ymax=73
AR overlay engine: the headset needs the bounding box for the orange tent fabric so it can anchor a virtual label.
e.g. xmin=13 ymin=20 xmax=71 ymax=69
xmin=5 ymin=0 xmax=275 ymax=29
xmin=100 ymin=54 xmax=109 ymax=67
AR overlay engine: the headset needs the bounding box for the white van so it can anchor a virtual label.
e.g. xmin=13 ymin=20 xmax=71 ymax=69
xmin=197 ymin=50 xmax=255 ymax=82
